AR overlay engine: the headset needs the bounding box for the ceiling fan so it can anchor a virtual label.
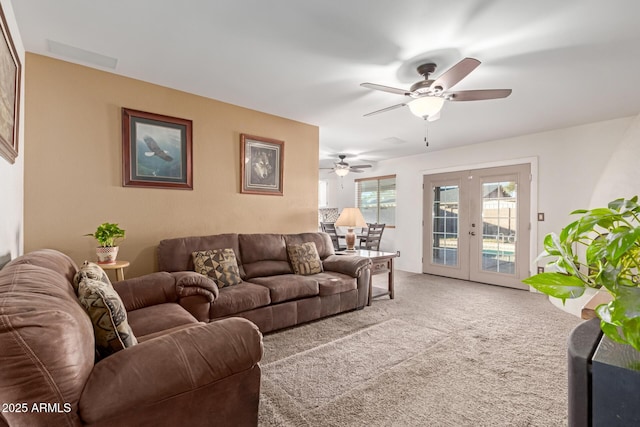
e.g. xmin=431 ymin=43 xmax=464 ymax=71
xmin=361 ymin=57 xmax=512 ymax=120
xmin=321 ymin=155 xmax=372 ymax=177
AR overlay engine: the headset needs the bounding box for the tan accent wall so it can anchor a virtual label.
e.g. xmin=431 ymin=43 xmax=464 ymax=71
xmin=24 ymin=54 xmax=319 ymax=278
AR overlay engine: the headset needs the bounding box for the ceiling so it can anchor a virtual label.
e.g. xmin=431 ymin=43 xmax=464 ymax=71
xmin=11 ymin=0 xmax=640 ymax=169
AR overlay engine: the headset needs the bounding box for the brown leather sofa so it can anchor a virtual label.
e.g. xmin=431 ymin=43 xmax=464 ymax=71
xmin=158 ymin=232 xmax=372 ymax=333
xmin=0 ymin=249 xmax=263 ymax=427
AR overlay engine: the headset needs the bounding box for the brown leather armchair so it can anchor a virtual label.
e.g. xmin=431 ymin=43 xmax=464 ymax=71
xmin=0 ymin=249 xmax=262 ymax=427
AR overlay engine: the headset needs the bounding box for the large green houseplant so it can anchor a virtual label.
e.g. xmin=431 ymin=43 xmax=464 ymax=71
xmin=523 ymin=196 xmax=640 ymax=352
xmin=85 ymin=222 xmax=125 ymax=265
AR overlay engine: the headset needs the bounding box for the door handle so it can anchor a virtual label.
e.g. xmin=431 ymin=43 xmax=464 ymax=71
xmin=469 ymin=231 xmax=476 ymax=236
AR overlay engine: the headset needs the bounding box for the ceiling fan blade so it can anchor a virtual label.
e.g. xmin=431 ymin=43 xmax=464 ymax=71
xmin=360 ymin=83 xmax=411 ymax=96
xmin=349 ymin=168 xmax=365 ymax=173
xmin=363 ymin=103 xmax=407 ymax=117
xmin=350 ymin=164 xmax=372 ymax=169
xmin=431 ymin=58 xmax=481 ymax=92
xmin=447 ymin=89 xmax=512 ymax=101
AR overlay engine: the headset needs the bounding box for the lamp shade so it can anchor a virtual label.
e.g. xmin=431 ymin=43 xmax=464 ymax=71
xmin=408 ymin=96 xmax=445 ymax=118
xmin=335 ymin=208 xmax=368 ymax=228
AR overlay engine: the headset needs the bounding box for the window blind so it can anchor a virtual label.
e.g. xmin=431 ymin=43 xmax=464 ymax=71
xmin=355 ymin=175 xmax=396 ymax=226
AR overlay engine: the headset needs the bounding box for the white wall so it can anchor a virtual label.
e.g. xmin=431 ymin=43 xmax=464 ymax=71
xmin=0 ymin=0 xmax=25 ymax=267
xmin=590 ymin=114 xmax=640 ymax=207
xmin=333 ymin=116 xmax=636 ymax=273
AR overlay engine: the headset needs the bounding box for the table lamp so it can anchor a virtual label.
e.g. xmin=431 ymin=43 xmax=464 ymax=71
xmin=335 ymin=208 xmax=368 ymax=251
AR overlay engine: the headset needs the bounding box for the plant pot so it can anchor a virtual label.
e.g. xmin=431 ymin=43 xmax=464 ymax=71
xmin=591 ymin=335 xmax=640 ymax=426
xmin=96 ymin=246 xmax=119 ymax=265
xmin=568 ymin=319 xmax=640 ymax=426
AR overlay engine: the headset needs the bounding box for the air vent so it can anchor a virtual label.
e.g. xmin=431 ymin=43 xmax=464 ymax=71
xmin=47 ymin=40 xmax=118 ymax=70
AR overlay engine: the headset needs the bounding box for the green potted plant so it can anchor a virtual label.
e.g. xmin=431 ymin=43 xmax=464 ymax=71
xmin=85 ymin=222 xmax=125 ymax=265
xmin=523 ymin=196 xmax=640 ymax=352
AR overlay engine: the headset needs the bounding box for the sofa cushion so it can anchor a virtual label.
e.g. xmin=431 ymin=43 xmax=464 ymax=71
xmin=127 ymin=303 xmax=200 ymax=338
xmin=287 ymin=242 xmax=323 ymax=275
xmin=313 ymin=272 xmax=357 ymax=296
xmin=239 ymin=233 xmax=293 ymax=279
xmin=210 ymin=282 xmax=271 ymax=318
xmin=76 ymin=276 xmax=138 ymax=358
xmin=192 ymin=249 xmax=242 ymax=288
xmin=249 ymin=275 xmax=319 ymax=303
xmin=284 ymin=232 xmax=335 ymax=259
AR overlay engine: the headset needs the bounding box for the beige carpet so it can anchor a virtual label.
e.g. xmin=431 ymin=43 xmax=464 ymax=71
xmin=258 ymin=271 xmax=582 ymax=427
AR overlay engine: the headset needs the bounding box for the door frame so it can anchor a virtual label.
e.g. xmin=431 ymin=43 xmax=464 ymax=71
xmin=420 ymin=157 xmax=539 ymax=286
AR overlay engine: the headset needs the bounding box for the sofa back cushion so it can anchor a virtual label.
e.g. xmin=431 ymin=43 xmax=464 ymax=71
xmin=0 ymin=251 xmax=95 ymax=426
xmin=285 ymin=232 xmax=335 ymax=259
xmin=239 ymin=234 xmax=293 ymax=279
xmin=5 ymin=248 xmax=78 ymax=284
xmin=158 ymin=234 xmax=244 ymax=276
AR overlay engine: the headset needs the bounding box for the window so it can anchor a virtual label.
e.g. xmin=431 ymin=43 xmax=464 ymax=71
xmin=356 ymin=175 xmax=396 ymax=226
xmin=318 ymin=180 xmax=328 ymax=207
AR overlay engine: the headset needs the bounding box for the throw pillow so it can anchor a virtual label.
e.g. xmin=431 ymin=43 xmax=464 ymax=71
xmin=76 ymin=276 xmax=138 ymax=359
xmin=287 ymin=242 xmax=323 ymax=275
xmin=73 ymin=260 xmax=111 ymax=292
xmin=192 ymin=248 xmax=242 ymax=288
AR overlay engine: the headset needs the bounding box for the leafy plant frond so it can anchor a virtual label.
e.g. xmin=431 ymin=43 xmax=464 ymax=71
xmin=85 ymin=223 xmax=125 ymax=247
xmin=525 ymin=197 xmax=640 ymax=352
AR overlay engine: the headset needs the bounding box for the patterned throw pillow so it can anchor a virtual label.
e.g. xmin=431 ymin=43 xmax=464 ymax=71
xmin=76 ymin=276 xmax=138 ymax=359
xmin=192 ymin=249 xmax=242 ymax=288
xmin=287 ymin=242 xmax=323 ymax=276
xmin=73 ymin=260 xmax=111 ymax=292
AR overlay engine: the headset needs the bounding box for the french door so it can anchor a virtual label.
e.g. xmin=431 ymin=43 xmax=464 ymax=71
xmin=422 ymin=164 xmax=531 ymax=289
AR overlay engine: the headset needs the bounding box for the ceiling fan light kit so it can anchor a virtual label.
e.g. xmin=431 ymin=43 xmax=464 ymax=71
xmin=408 ymin=96 xmax=445 ymax=119
xmin=334 ymin=167 xmax=350 ymax=177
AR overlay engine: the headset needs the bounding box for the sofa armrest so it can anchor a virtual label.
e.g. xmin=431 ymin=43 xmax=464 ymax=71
xmin=171 ymin=271 xmax=219 ymax=302
xmin=113 ymin=271 xmax=178 ymax=311
xmin=323 ymin=254 xmax=372 ymax=278
xmin=79 ymin=318 xmax=263 ymax=425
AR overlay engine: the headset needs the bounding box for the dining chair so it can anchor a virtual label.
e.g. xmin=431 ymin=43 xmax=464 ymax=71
xmin=321 ymin=222 xmax=345 ymax=251
xmin=359 ymin=223 xmax=385 ymax=251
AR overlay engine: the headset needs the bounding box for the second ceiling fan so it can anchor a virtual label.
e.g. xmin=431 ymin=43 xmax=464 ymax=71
xmin=361 ymin=57 xmax=512 ymax=120
xmin=322 ymin=155 xmax=371 ymax=177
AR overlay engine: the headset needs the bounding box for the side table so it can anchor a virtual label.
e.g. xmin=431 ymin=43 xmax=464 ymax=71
xmin=99 ymin=260 xmax=130 ymax=282
xmin=335 ymin=249 xmax=397 ymax=305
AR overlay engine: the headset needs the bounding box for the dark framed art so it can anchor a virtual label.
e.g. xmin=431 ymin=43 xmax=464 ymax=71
xmin=240 ymin=134 xmax=284 ymax=196
xmin=122 ymin=108 xmax=193 ymax=190
xmin=0 ymin=4 xmax=21 ymax=164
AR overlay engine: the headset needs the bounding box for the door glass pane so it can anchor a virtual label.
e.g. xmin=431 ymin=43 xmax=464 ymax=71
xmin=432 ymin=185 xmax=459 ymax=266
xmin=481 ymin=181 xmax=516 ymax=274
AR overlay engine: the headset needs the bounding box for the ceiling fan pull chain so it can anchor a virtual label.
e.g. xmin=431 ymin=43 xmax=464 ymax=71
xmin=424 ymin=118 xmax=429 ymax=147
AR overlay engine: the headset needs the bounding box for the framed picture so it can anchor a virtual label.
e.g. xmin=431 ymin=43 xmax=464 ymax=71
xmin=240 ymin=134 xmax=284 ymax=196
xmin=0 ymin=4 xmax=21 ymax=164
xmin=122 ymin=108 xmax=193 ymax=190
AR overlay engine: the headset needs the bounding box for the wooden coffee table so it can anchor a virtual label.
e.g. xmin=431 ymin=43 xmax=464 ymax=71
xmin=336 ymin=249 xmax=397 ymax=305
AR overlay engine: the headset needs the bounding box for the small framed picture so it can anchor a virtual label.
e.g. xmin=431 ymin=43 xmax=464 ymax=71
xmin=0 ymin=3 xmax=21 ymax=164
xmin=122 ymin=108 xmax=193 ymax=190
xmin=240 ymin=134 xmax=284 ymax=196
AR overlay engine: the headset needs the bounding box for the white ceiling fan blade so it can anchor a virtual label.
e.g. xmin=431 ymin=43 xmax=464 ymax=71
xmin=447 ymin=89 xmax=512 ymax=101
xmin=431 ymin=57 xmax=481 ymax=92
xmin=363 ymin=103 xmax=407 ymax=117
xmin=360 ymin=83 xmax=410 ymax=96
